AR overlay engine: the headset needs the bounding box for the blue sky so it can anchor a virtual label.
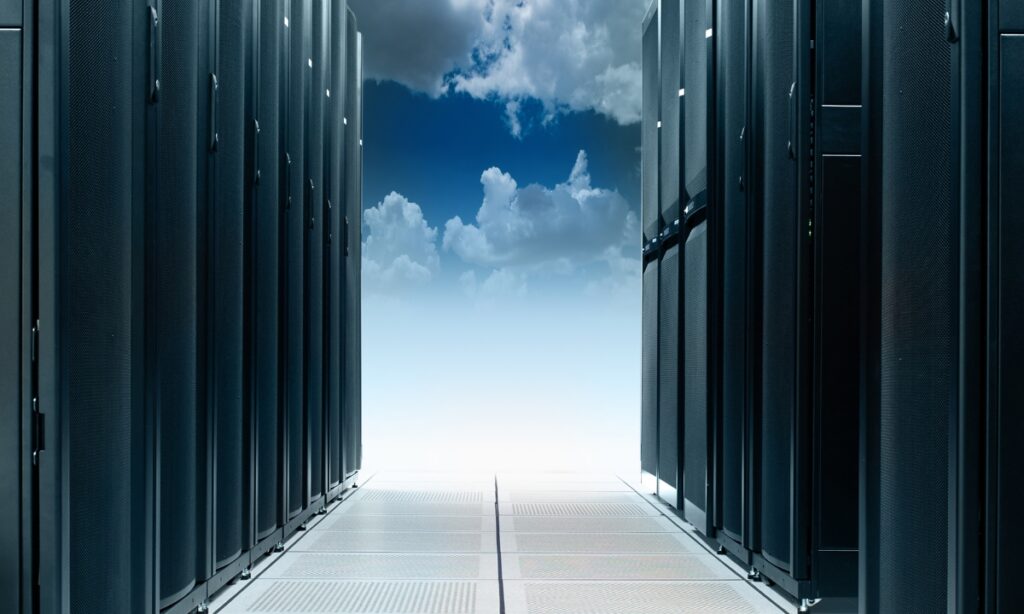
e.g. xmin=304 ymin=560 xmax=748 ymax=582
xmin=350 ymin=0 xmax=648 ymax=472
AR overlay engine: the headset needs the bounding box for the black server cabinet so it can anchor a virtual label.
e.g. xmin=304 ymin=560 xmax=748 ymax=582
xmin=342 ymin=15 xmax=363 ymax=480
xmin=326 ymin=0 xmax=348 ymax=494
xmin=861 ymin=1 xmax=1023 ymax=612
xmin=752 ymin=0 xmax=860 ymax=606
xmin=207 ymin=0 xmax=250 ymax=571
xmin=660 ymin=0 xmax=682 ymax=229
xmin=0 ymin=12 xmax=30 ymax=613
xmin=680 ymin=0 xmax=713 ymax=535
xmin=146 ymin=0 xmax=203 ymax=607
xmin=305 ymin=0 xmax=327 ymax=505
xmin=253 ymin=0 xmax=284 ymax=543
xmin=641 ymin=252 xmax=660 ymax=491
xmin=860 ymin=0 xmax=960 ymax=612
xmin=755 ymin=0 xmax=798 ymax=584
xmin=34 ymin=0 xmax=151 ymax=610
xmin=657 ymin=241 xmax=680 ymax=506
xmin=989 ymin=8 xmax=1024 ymax=609
xmin=713 ymin=0 xmax=759 ymax=564
xmin=642 ymin=0 xmax=661 ymax=246
xmin=640 ymin=0 xmax=660 ymax=489
xmin=657 ymin=0 xmax=683 ymax=510
xmin=284 ymin=0 xmax=309 ymax=521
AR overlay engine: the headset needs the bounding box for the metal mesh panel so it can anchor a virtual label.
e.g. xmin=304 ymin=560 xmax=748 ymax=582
xmin=245 ymin=580 xmax=481 ymax=613
xmin=878 ymin=0 xmax=954 ymax=611
xmin=758 ymin=0 xmax=796 ymax=570
xmin=659 ymin=0 xmax=681 ymax=226
xmin=305 ymin=0 xmax=327 ymax=501
xmin=326 ymin=0 xmax=347 ymax=489
xmin=156 ymin=0 xmax=201 ymax=604
xmin=642 ymin=7 xmax=660 ymax=241
xmin=683 ymin=0 xmax=707 ymax=200
xmin=214 ymin=0 xmax=248 ymax=568
xmin=285 ymin=0 xmax=309 ymax=518
xmin=718 ymin=0 xmax=748 ymax=540
xmin=683 ymin=223 xmax=708 ymax=512
xmin=255 ymin=0 xmax=283 ymax=539
xmin=66 ymin=1 xmax=135 ymax=609
xmin=658 ymin=246 xmax=680 ymax=493
xmin=641 ymin=260 xmax=659 ymax=477
xmin=343 ymin=17 xmax=362 ymax=477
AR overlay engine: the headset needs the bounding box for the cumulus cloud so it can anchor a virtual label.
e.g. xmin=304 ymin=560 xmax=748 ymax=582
xmin=363 ymin=192 xmax=441 ymax=291
xmin=443 ymin=150 xmax=637 ymax=273
xmin=347 ymin=0 xmax=483 ymax=96
xmin=348 ymin=0 xmax=648 ymax=132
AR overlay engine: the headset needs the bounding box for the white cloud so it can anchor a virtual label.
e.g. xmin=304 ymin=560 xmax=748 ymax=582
xmin=363 ymin=192 xmax=441 ymax=291
xmin=347 ymin=0 xmax=483 ymax=96
xmin=443 ymin=150 xmax=636 ymax=272
xmin=348 ymin=0 xmax=648 ymax=132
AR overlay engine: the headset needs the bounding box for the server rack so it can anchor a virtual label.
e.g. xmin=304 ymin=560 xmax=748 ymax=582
xmin=342 ymin=18 xmax=363 ymax=481
xmin=252 ymin=0 xmax=284 ymax=550
xmin=1 ymin=3 xmax=34 ymax=612
xmin=713 ymin=0 xmax=760 ymax=566
xmin=751 ymin=0 xmax=861 ymax=607
xmin=14 ymin=1 xmax=362 ymax=612
xmin=680 ymin=0 xmax=715 ymax=536
xmin=656 ymin=0 xmax=683 ymax=510
xmin=283 ymin=0 xmax=308 ymax=522
xmin=207 ymin=0 xmax=250 ymax=574
xmin=325 ymin=0 xmax=348 ymax=500
xmin=305 ymin=0 xmax=327 ymax=509
xmin=640 ymin=0 xmax=660 ymax=491
xmin=33 ymin=0 xmax=151 ymax=610
xmin=145 ymin=0 xmax=203 ymax=607
xmin=860 ymin=1 xmax=1023 ymax=611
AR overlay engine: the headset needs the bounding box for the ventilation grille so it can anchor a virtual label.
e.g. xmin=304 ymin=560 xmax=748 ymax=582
xmin=273 ymin=554 xmax=488 ymax=580
xmin=296 ymin=532 xmax=491 ymax=554
xmin=509 ymin=533 xmax=697 ymax=555
xmin=502 ymin=492 xmax=642 ymax=505
xmin=508 ymin=503 xmax=653 ymax=517
xmin=325 ymin=516 xmax=495 ymax=533
xmin=514 ymin=582 xmax=770 ymax=614
xmin=246 ymin=581 xmax=479 ymax=613
xmin=504 ymin=517 xmax=672 ymax=534
xmin=341 ymin=503 xmax=491 ymax=517
xmin=511 ymin=555 xmax=734 ymax=581
xmin=360 ymin=491 xmax=486 ymax=504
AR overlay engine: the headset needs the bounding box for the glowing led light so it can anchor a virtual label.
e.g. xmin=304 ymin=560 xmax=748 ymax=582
xmin=284 ymin=16 xmax=289 ymax=27
xmin=679 ymin=88 xmax=685 ymax=97
xmin=705 ymin=28 xmax=713 ymax=38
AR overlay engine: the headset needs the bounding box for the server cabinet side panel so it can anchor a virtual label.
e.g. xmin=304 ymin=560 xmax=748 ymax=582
xmin=993 ymin=29 xmax=1024 ymax=613
xmin=0 ymin=25 xmax=23 ymax=614
xmin=810 ymin=0 xmax=861 ymax=597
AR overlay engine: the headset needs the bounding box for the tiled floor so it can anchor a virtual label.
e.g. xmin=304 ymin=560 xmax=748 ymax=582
xmin=212 ymin=472 xmax=794 ymax=613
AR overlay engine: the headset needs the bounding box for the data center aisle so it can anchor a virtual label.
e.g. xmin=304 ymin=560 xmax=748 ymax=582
xmin=212 ymin=472 xmax=794 ymax=613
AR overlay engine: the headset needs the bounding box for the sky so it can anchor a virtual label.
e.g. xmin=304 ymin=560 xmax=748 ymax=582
xmin=349 ymin=0 xmax=648 ymax=473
